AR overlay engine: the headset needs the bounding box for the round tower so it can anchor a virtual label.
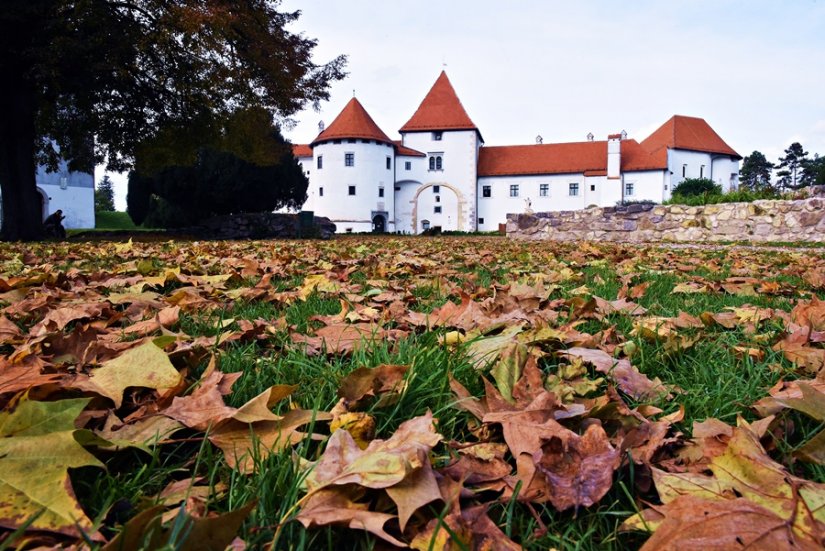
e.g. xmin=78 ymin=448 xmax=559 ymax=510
xmin=310 ymin=98 xmax=395 ymax=233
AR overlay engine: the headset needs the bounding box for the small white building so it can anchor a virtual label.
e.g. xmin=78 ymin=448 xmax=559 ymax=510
xmin=293 ymin=71 xmax=741 ymax=233
xmin=0 ymin=158 xmax=95 ymax=230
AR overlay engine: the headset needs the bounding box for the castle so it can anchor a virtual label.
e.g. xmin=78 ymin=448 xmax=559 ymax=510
xmin=294 ymin=71 xmax=741 ymax=234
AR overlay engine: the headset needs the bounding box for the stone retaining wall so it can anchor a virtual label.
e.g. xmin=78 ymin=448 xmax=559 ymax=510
xmin=506 ymin=196 xmax=825 ymax=242
xmin=195 ymin=212 xmax=336 ymax=239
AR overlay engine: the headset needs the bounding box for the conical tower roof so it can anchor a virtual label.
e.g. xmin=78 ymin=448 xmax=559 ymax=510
xmin=400 ymin=71 xmax=478 ymax=134
xmin=311 ymin=97 xmax=393 ymax=146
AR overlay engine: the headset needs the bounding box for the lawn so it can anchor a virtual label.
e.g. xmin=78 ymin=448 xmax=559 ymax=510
xmin=1 ymin=236 xmax=824 ymax=549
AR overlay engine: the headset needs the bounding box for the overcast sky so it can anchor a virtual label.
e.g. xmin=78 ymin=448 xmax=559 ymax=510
xmin=106 ymin=0 xmax=825 ymax=210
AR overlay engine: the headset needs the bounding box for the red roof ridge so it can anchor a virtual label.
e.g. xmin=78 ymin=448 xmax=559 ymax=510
xmin=400 ymin=71 xmax=479 ymax=134
xmin=292 ymin=144 xmax=312 ymax=158
xmin=641 ymin=115 xmax=740 ymax=159
xmin=393 ymin=140 xmax=426 ymax=157
xmin=311 ymin=97 xmax=393 ymax=146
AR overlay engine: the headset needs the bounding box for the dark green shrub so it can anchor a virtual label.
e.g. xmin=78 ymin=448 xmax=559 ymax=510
xmin=672 ymin=178 xmax=722 ymax=197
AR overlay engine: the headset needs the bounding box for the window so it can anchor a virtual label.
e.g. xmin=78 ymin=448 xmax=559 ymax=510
xmin=433 ymin=185 xmax=440 ymax=193
xmin=428 ymin=154 xmax=443 ymax=171
xmin=333 ymin=139 xmax=342 ymax=144
xmin=345 ymin=228 xmax=353 ymax=233
xmin=625 ymin=182 xmax=635 ymax=196
xmin=345 ymin=153 xmax=354 ymax=167
xmin=348 ymin=139 xmax=356 ymax=143
xmin=434 ymin=206 xmax=442 ymax=214
xmin=482 ymin=185 xmax=491 ymax=198
xmin=700 ymin=165 xmax=705 ymax=178
xmin=433 ymin=131 xmax=442 ymax=141
xmin=436 ymin=156 xmax=442 ymax=170
xmin=348 ymin=185 xmax=356 ymax=196
xmin=429 ymin=157 xmax=435 ymax=170
xmin=682 ymin=164 xmax=687 ymax=177
xmin=386 ymin=156 xmax=391 ymax=170
xmin=569 ymin=183 xmax=579 ymax=196
xmin=590 ymin=184 xmax=596 ymax=191
xmin=394 ymin=186 xmax=401 ymax=191
xmin=319 ymin=187 xmax=324 ymax=197
xmin=422 ymin=220 xmax=430 ymax=231
xmin=317 ymin=156 xmax=323 ymax=169
xmin=405 ymin=161 xmax=411 ymax=171
xmin=510 ymin=184 xmax=519 ymax=197
xmin=435 ymin=195 xmax=440 ymax=203
xmin=539 ymin=183 xmax=549 ymax=196
xmin=478 ymin=217 xmax=485 ymax=225
xmin=378 ymin=187 xmax=384 ymax=198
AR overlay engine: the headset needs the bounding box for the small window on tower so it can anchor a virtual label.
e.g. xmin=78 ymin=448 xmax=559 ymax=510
xmin=569 ymin=183 xmax=579 ymax=196
xmin=319 ymin=187 xmax=324 ymax=197
xmin=348 ymin=185 xmax=356 ymax=196
xmin=682 ymin=164 xmax=687 ymax=177
xmin=625 ymin=182 xmax=635 ymax=196
xmin=510 ymin=185 xmax=519 ymax=197
xmin=405 ymin=161 xmax=411 ymax=171
xmin=429 ymin=157 xmax=435 ymax=170
xmin=433 ymin=185 xmax=440 ymax=193
xmin=435 ymin=156 xmax=442 ymax=170
xmin=345 ymin=153 xmax=355 ymax=167
xmin=435 ymin=195 xmax=440 ymax=203
xmin=317 ymin=156 xmax=323 ymax=169
xmin=478 ymin=217 xmax=485 ymax=225
xmin=482 ymin=185 xmax=491 ymax=198
xmin=590 ymin=184 xmax=596 ymax=192
xmin=539 ymin=183 xmax=549 ymax=196
xmin=433 ymin=131 xmax=442 ymax=141
xmin=386 ymin=156 xmax=391 ymax=170
xmin=378 ymin=187 xmax=385 ymax=198
xmin=434 ymin=206 xmax=442 ymax=214
xmin=700 ymin=165 xmax=705 ymax=178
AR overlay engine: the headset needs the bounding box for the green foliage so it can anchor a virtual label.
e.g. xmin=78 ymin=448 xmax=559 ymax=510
xmin=776 ymin=142 xmax=810 ymax=190
xmin=739 ymin=151 xmax=774 ymax=191
xmin=666 ymin=187 xmax=781 ymax=206
xmin=671 ymin=178 xmax=722 ymax=197
xmin=94 ymin=175 xmax=115 ymax=212
xmin=94 ymin=211 xmax=138 ymax=230
xmin=128 ymin=108 xmax=308 ymax=229
xmin=0 ymin=1 xmax=346 ymax=240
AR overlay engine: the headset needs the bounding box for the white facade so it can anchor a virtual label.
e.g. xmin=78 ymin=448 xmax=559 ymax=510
xmin=293 ymin=74 xmax=741 ymax=234
xmin=0 ymin=159 xmax=95 ymax=230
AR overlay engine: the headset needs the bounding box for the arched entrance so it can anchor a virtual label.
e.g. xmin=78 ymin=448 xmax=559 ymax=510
xmin=36 ymin=187 xmax=49 ymax=220
xmin=372 ymin=214 xmax=386 ymax=233
xmin=411 ymin=182 xmax=466 ymax=233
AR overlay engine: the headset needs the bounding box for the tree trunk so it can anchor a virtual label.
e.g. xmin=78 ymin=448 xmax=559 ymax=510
xmin=0 ymin=72 xmax=43 ymax=241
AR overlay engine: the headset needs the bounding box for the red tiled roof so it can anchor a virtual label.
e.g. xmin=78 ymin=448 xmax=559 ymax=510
xmin=477 ymin=139 xmax=666 ymax=177
xmin=393 ymin=141 xmax=426 ymax=157
xmin=641 ymin=115 xmax=741 ymax=159
xmin=292 ymin=144 xmax=312 ymax=158
xmin=311 ymin=97 xmax=393 ymax=146
xmin=400 ymin=71 xmax=479 ymax=133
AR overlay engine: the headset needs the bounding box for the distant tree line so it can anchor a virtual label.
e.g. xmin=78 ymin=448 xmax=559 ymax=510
xmin=739 ymin=142 xmax=825 ymax=192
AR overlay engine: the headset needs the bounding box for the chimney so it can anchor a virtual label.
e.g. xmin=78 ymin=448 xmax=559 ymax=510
xmin=607 ymin=133 xmax=622 ymax=179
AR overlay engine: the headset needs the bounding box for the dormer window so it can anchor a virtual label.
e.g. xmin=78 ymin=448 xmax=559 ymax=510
xmin=433 ymin=131 xmax=443 ymax=141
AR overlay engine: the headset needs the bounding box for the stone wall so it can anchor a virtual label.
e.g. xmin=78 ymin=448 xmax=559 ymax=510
xmin=506 ymin=195 xmax=825 ymax=243
xmin=195 ymin=212 xmax=336 ymax=240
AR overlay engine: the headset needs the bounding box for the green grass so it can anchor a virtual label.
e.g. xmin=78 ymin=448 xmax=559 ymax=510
xmin=95 ymin=211 xmax=139 ymax=230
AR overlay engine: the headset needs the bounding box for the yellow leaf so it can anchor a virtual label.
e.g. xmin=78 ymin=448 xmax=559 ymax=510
xmin=0 ymin=398 xmax=104 ymax=538
xmin=83 ymin=342 xmax=183 ymax=408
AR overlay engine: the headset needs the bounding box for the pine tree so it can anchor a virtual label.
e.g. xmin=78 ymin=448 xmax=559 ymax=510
xmin=738 ymin=151 xmax=774 ymax=191
xmin=94 ymin=175 xmax=115 ymax=212
xmin=776 ymin=142 xmax=810 ymax=190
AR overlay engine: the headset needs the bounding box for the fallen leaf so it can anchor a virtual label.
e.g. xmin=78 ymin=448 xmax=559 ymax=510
xmin=0 ymin=398 xmax=104 ymax=538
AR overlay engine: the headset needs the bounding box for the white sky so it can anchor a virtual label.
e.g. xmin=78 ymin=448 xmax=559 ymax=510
xmin=104 ymin=0 xmax=825 ymax=210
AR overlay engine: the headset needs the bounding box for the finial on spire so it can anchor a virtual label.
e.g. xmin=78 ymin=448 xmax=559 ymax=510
xmin=352 ymin=89 xmax=356 ymax=98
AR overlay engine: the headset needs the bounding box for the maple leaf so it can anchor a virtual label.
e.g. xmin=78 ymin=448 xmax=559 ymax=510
xmin=74 ymin=341 xmax=184 ymax=408
xmin=533 ymin=422 xmax=621 ymax=511
xmin=336 ymin=363 xmax=408 ymax=410
xmin=560 ymin=347 xmax=671 ymax=401
xmin=0 ymin=398 xmax=104 ymax=538
xmin=298 ymin=412 xmax=442 ymax=534
xmin=625 ymin=422 xmax=825 ymax=549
